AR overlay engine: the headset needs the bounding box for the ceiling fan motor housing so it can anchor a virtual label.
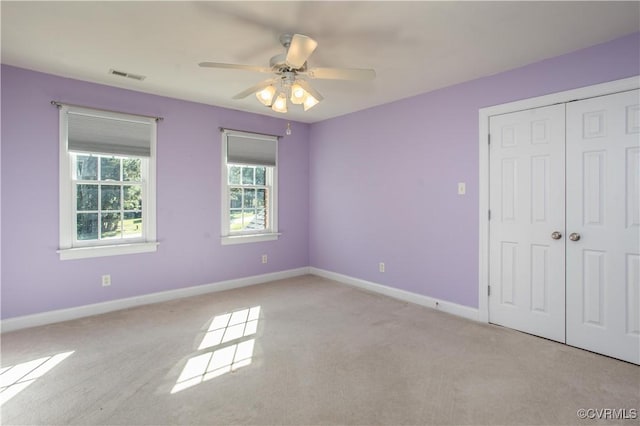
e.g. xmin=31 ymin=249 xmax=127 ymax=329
xmin=269 ymin=53 xmax=307 ymax=73
xmin=279 ymin=33 xmax=294 ymax=48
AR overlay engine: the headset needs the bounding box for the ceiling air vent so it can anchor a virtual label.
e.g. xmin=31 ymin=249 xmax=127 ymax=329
xmin=108 ymin=69 xmax=146 ymax=81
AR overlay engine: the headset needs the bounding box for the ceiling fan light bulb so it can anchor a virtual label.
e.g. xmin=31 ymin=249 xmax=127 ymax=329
xmin=290 ymin=83 xmax=306 ymax=104
xmin=256 ymin=86 xmax=276 ymax=106
xmin=272 ymin=93 xmax=288 ymax=113
xmin=303 ymin=94 xmax=320 ymax=111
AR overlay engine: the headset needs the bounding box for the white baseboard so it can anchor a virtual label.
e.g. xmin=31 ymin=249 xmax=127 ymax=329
xmin=1 ymin=267 xmax=310 ymax=333
xmin=2 ymin=267 xmax=478 ymax=332
xmin=309 ymin=267 xmax=479 ymax=322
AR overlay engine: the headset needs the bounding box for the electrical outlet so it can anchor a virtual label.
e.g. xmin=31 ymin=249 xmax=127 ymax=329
xmin=261 ymin=254 xmax=268 ymax=264
xmin=101 ymin=274 xmax=111 ymax=287
xmin=379 ymin=262 xmax=385 ymax=273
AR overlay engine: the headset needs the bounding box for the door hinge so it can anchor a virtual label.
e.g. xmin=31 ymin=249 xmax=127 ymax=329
xmin=488 ymin=285 xmax=491 ymax=296
xmin=488 ymin=209 xmax=491 ymax=220
xmin=488 ymin=134 xmax=491 ymax=145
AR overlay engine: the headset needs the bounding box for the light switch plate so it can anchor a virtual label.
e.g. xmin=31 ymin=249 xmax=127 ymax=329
xmin=458 ymin=182 xmax=466 ymax=195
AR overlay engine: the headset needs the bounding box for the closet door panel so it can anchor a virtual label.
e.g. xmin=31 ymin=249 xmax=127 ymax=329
xmin=566 ymin=89 xmax=640 ymax=364
xmin=489 ymin=104 xmax=566 ymax=342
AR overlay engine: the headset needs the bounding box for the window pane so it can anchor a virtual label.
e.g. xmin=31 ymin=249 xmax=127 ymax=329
xmin=123 ymin=212 xmax=142 ymax=238
xmin=230 ymin=188 xmax=242 ymax=209
xmin=242 ymin=167 xmax=254 ymax=185
xmin=101 ymin=185 xmax=121 ymax=210
xmin=101 ymin=157 xmax=121 ymax=181
xmin=228 ymin=166 xmax=241 ymax=185
xmin=77 ymin=184 xmax=98 ymax=211
xmin=101 ymin=212 xmax=122 ymax=239
xmin=256 ymin=189 xmax=266 ymax=208
xmin=242 ymin=210 xmax=258 ymax=230
xmin=77 ymin=213 xmax=98 ymax=240
xmin=253 ymin=209 xmax=266 ymax=230
xmin=123 ymin=158 xmax=141 ymax=181
xmin=255 ymin=167 xmax=266 ymax=185
xmin=76 ymin=155 xmax=98 ymax=180
xmin=244 ymin=188 xmax=255 ymax=208
xmin=229 ymin=209 xmax=242 ymax=231
xmin=123 ymin=185 xmax=142 ymax=210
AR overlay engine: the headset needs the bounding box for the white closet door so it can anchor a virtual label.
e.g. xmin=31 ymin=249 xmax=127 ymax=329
xmin=566 ymin=89 xmax=640 ymax=364
xmin=489 ymin=104 xmax=566 ymax=342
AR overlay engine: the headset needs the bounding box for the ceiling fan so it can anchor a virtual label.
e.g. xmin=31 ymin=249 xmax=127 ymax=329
xmin=199 ymin=33 xmax=376 ymax=113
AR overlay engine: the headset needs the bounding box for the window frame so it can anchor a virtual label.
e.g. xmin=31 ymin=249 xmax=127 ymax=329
xmin=58 ymin=105 xmax=158 ymax=260
xmin=221 ymin=130 xmax=279 ymax=245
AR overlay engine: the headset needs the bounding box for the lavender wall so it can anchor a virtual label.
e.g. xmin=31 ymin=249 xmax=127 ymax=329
xmin=2 ymin=32 xmax=639 ymax=320
xmin=1 ymin=65 xmax=310 ymax=319
xmin=309 ymin=32 xmax=640 ymax=308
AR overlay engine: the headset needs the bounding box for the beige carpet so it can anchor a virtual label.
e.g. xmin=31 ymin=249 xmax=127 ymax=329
xmin=1 ymin=275 xmax=638 ymax=425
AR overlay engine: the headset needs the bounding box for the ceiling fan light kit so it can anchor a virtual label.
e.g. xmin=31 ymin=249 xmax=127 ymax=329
xmin=303 ymin=94 xmax=320 ymax=112
xmin=290 ymin=83 xmax=306 ymax=104
xmin=272 ymin=92 xmax=288 ymax=113
xmin=256 ymin=85 xmax=276 ymax=106
xmin=254 ymin=76 xmax=321 ymax=113
xmin=199 ymin=33 xmax=376 ymax=114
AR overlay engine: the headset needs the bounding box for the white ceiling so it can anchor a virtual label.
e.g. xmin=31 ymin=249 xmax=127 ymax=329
xmin=2 ymin=1 xmax=638 ymax=123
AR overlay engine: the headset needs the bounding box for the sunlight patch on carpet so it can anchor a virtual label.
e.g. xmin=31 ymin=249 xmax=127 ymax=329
xmin=171 ymin=306 xmax=260 ymax=394
xmin=0 ymin=351 xmax=74 ymax=405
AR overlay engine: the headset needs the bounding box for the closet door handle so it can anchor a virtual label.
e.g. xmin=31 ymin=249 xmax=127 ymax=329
xmin=551 ymin=231 xmax=562 ymax=240
xmin=569 ymin=233 xmax=581 ymax=241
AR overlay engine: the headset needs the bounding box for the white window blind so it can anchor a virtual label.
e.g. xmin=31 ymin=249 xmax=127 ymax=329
xmin=226 ymin=131 xmax=277 ymax=166
xmin=67 ymin=110 xmax=153 ymax=158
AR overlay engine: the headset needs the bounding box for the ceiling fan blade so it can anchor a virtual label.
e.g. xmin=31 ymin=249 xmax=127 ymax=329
xmin=285 ymin=34 xmax=318 ymax=69
xmin=199 ymin=62 xmax=271 ymax=73
xmin=305 ymin=67 xmax=376 ymax=81
xmin=295 ymin=80 xmax=324 ymax=101
xmin=232 ymin=79 xmax=276 ymax=99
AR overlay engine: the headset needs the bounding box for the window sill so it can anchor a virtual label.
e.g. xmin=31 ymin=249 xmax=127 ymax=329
xmin=221 ymin=233 xmax=280 ymax=246
xmin=58 ymin=242 xmax=159 ymax=260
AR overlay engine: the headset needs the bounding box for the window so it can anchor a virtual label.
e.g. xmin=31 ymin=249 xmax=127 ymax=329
xmin=58 ymin=105 xmax=158 ymax=259
xmin=221 ymin=130 xmax=278 ymax=245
